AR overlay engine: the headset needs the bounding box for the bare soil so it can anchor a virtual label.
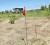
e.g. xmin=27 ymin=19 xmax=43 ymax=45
xmin=0 ymin=17 xmax=50 ymax=45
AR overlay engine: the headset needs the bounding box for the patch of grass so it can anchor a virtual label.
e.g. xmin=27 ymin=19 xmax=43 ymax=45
xmin=9 ymin=17 xmax=15 ymax=24
xmin=26 ymin=10 xmax=50 ymax=17
xmin=0 ymin=10 xmax=50 ymax=20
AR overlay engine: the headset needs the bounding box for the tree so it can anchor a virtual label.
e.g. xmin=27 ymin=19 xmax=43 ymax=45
xmin=2 ymin=11 xmax=4 ymax=15
xmin=5 ymin=10 xmax=9 ymax=13
xmin=44 ymin=5 xmax=47 ymax=11
xmin=41 ymin=5 xmax=45 ymax=11
xmin=10 ymin=10 xmax=12 ymax=13
xmin=48 ymin=4 xmax=50 ymax=11
xmin=41 ymin=5 xmax=48 ymax=11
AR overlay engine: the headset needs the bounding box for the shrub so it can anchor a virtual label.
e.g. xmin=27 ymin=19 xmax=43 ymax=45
xmin=9 ymin=16 xmax=16 ymax=24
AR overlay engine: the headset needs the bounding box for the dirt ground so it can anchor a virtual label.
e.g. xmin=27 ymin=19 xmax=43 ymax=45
xmin=0 ymin=17 xmax=50 ymax=45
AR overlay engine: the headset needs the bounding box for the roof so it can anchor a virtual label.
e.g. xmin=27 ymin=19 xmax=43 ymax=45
xmin=13 ymin=8 xmax=23 ymax=11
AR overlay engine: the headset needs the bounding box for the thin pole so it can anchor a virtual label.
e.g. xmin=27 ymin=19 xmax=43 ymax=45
xmin=25 ymin=15 xmax=28 ymax=45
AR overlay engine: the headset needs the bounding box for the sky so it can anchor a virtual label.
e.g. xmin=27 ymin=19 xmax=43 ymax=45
xmin=0 ymin=0 xmax=50 ymax=11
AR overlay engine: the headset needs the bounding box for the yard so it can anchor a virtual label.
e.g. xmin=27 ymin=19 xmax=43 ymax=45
xmin=0 ymin=10 xmax=50 ymax=45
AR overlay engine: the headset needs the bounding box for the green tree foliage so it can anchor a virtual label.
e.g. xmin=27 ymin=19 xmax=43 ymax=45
xmin=2 ymin=11 xmax=4 ymax=14
xmin=40 ymin=5 xmax=50 ymax=11
xmin=48 ymin=4 xmax=50 ymax=11
xmin=10 ymin=10 xmax=12 ymax=13
xmin=44 ymin=5 xmax=47 ymax=11
xmin=5 ymin=10 xmax=9 ymax=13
xmin=41 ymin=5 xmax=47 ymax=11
xmin=41 ymin=5 xmax=45 ymax=11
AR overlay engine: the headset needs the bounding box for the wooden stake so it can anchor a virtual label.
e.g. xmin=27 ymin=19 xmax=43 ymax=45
xmin=25 ymin=15 xmax=28 ymax=45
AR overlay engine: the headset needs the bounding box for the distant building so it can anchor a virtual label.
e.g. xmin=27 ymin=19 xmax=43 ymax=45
xmin=13 ymin=8 xmax=23 ymax=13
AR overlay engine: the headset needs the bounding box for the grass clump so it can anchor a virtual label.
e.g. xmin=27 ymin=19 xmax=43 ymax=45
xmin=9 ymin=16 xmax=16 ymax=24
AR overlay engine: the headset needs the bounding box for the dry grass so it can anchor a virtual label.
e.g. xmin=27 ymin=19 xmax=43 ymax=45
xmin=0 ymin=17 xmax=50 ymax=45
